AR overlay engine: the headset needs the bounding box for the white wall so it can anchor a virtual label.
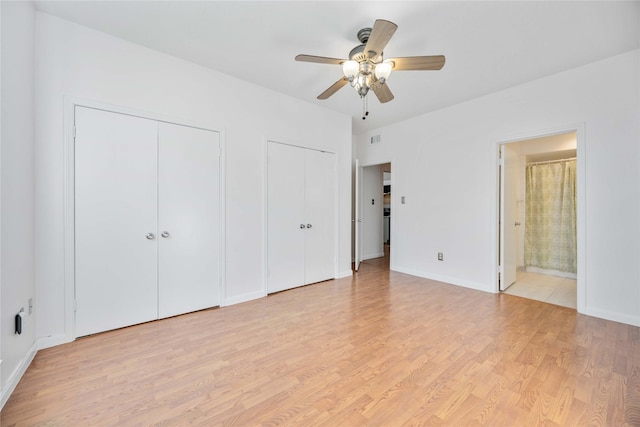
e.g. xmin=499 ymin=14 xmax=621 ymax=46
xmin=355 ymin=49 xmax=640 ymax=327
xmin=361 ymin=165 xmax=384 ymax=260
xmin=34 ymin=13 xmax=352 ymax=345
xmin=1 ymin=1 xmax=37 ymax=407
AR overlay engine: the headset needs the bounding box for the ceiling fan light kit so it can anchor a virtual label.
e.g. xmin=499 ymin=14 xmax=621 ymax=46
xmin=295 ymin=19 xmax=446 ymax=119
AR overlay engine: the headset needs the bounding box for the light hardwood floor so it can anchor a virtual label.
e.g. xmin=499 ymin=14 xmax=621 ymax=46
xmin=2 ymin=255 xmax=639 ymax=426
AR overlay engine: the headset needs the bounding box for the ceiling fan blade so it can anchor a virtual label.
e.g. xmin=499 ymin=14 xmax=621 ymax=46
xmin=318 ymin=77 xmax=349 ymax=100
xmin=388 ymin=55 xmax=446 ymax=71
xmin=295 ymin=54 xmax=344 ymax=65
xmin=372 ymin=82 xmax=394 ymax=103
xmin=364 ymin=19 xmax=398 ymax=58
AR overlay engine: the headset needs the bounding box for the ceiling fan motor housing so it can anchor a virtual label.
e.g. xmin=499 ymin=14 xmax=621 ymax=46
xmin=349 ymin=27 xmax=383 ymax=63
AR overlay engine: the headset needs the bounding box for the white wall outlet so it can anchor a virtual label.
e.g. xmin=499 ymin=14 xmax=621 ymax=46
xmin=438 ymin=252 xmax=444 ymax=261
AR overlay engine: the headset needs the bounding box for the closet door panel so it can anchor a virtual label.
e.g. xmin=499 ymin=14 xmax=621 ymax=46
xmin=267 ymin=142 xmax=305 ymax=293
xmin=304 ymin=149 xmax=336 ymax=284
xmin=75 ymin=107 xmax=159 ymax=337
xmin=158 ymin=122 xmax=221 ymax=318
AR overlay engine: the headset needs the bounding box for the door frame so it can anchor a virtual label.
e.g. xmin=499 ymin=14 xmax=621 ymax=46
xmin=494 ymin=123 xmax=585 ymax=313
xmin=355 ymin=160 xmax=394 ymax=271
xmin=262 ymin=137 xmax=339 ymax=296
xmin=58 ymin=96 xmax=226 ymax=346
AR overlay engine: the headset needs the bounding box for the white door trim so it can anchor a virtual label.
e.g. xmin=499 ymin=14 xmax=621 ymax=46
xmin=354 ymin=159 xmax=361 ymax=271
xmin=59 ymin=96 xmax=226 ymax=346
xmin=493 ymin=123 xmax=586 ymax=314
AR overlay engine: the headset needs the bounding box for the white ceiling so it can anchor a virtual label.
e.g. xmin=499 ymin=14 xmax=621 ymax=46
xmin=33 ymin=1 xmax=640 ymax=134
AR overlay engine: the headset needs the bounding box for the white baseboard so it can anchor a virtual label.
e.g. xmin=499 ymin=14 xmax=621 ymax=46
xmin=362 ymin=252 xmax=385 ymax=261
xmin=336 ymin=270 xmax=353 ymax=279
xmin=1 ymin=341 xmax=38 ymax=410
xmin=222 ymin=290 xmax=265 ymax=307
xmin=582 ymin=306 xmax=640 ymax=327
xmin=392 ymin=265 xmax=492 ymax=293
xmin=38 ymin=333 xmax=73 ymax=350
xmin=525 ymin=266 xmax=577 ymax=279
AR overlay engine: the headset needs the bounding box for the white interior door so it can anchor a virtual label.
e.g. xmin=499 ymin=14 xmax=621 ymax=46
xmin=75 ymin=107 xmax=158 ymax=337
xmin=157 ymin=123 xmax=221 ymax=318
xmin=304 ymin=149 xmax=335 ymax=284
xmin=354 ymin=159 xmax=361 ymax=271
xmin=267 ymin=142 xmax=305 ymax=293
xmin=500 ymin=144 xmax=518 ymax=290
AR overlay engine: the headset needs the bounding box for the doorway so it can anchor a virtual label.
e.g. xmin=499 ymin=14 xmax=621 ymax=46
xmin=354 ymin=162 xmax=391 ymax=271
xmin=498 ymin=132 xmax=578 ymax=309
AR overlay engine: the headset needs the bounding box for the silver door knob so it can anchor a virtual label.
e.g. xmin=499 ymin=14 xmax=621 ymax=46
xmin=300 ymin=224 xmax=305 ymax=229
xmin=146 ymin=233 xmax=155 ymax=240
xmin=306 ymin=224 xmax=312 ymax=228
xmin=161 ymin=231 xmax=170 ymax=238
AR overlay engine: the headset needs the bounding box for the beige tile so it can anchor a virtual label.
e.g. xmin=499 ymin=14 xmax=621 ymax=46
xmin=503 ymin=271 xmax=576 ymax=309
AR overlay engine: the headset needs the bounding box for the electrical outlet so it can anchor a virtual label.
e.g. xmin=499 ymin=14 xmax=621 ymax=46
xmin=438 ymin=252 xmax=444 ymax=261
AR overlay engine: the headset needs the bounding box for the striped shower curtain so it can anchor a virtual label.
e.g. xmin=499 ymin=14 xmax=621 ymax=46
xmin=524 ymin=159 xmax=577 ymax=274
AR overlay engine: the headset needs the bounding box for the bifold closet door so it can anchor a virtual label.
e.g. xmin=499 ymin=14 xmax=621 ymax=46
xmin=267 ymin=142 xmax=335 ymax=293
xmin=304 ymin=149 xmax=335 ymax=285
xmin=158 ymin=123 xmax=220 ymax=318
xmin=267 ymin=142 xmax=306 ymax=293
xmin=75 ymin=107 xmax=159 ymax=337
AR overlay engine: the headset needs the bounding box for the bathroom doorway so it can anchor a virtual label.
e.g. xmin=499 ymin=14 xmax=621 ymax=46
xmin=498 ymin=132 xmax=578 ymax=308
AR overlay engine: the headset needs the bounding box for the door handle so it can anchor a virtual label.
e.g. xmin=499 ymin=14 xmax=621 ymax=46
xmin=161 ymin=231 xmax=170 ymax=238
xmin=307 ymin=224 xmax=312 ymax=229
xmin=300 ymin=224 xmax=305 ymax=229
xmin=146 ymin=233 xmax=155 ymax=240
xmin=514 ymin=222 xmax=521 ymax=226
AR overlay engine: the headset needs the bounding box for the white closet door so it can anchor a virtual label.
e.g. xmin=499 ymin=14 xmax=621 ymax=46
xmin=304 ymin=149 xmax=335 ymax=284
xmin=75 ymin=107 xmax=159 ymax=337
xmin=158 ymin=123 xmax=221 ymax=318
xmin=267 ymin=142 xmax=305 ymax=293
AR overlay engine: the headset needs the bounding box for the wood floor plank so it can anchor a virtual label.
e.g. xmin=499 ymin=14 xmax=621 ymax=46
xmin=2 ymin=254 xmax=639 ymax=426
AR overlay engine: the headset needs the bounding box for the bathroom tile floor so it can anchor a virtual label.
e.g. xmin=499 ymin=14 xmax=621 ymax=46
xmin=503 ymin=271 xmax=577 ymax=309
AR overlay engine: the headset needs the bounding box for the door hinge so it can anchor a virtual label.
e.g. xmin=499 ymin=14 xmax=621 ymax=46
xmin=73 ymin=300 xmax=77 ymax=312
xmin=73 ymin=126 xmax=77 ymax=141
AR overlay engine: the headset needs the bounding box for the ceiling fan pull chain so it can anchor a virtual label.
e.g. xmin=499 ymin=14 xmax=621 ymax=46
xmin=362 ymin=95 xmax=369 ymax=120
xmin=365 ymin=95 xmax=369 ymax=118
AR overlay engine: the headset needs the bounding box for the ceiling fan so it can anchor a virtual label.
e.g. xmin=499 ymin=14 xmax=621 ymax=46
xmin=295 ymin=19 xmax=445 ymax=119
